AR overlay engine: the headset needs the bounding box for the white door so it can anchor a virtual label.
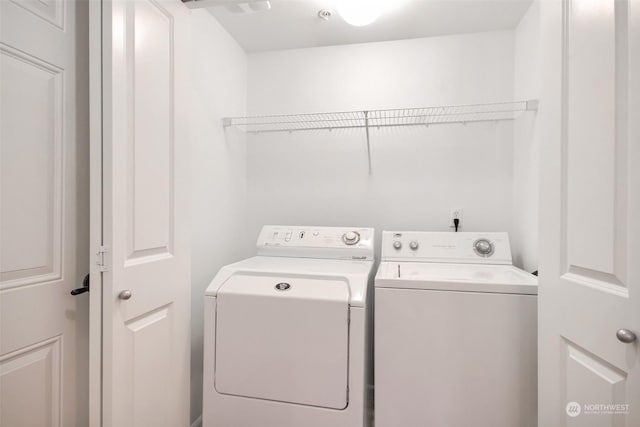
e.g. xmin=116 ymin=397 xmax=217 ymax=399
xmin=91 ymin=0 xmax=191 ymax=425
xmin=0 ymin=0 xmax=89 ymax=426
xmin=539 ymin=0 xmax=640 ymax=425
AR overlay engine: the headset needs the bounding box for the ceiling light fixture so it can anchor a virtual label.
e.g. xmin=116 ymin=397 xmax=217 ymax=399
xmin=336 ymin=0 xmax=382 ymax=27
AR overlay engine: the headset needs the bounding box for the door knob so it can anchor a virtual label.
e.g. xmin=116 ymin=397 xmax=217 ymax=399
xmin=118 ymin=290 xmax=132 ymax=300
xmin=616 ymin=329 xmax=636 ymax=344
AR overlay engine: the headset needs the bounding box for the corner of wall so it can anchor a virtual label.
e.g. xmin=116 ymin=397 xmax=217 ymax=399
xmin=188 ymin=10 xmax=250 ymax=426
xmin=512 ymin=0 xmax=541 ymax=273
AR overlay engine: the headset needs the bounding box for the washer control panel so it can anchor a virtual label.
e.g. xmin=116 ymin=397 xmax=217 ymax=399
xmin=382 ymin=231 xmax=512 ymax=265
xmin=257 ymin=225 xmax=374 ymax=260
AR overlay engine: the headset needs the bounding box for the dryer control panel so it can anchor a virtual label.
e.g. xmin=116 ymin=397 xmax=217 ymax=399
xmin=381 ymin=231 xmax=513 ymax=265
xmin=257 ymin=225 xmax=375 ymax=260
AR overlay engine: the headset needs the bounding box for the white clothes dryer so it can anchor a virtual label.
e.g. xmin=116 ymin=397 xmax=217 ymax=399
xmin=203 ymin=225 xmax=375 ymax=427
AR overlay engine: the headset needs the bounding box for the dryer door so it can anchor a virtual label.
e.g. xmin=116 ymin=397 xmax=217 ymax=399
xmin=215 ymin=273 xmax=351 ymax=409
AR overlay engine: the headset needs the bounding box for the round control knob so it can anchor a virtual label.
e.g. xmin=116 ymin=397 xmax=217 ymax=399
xmin=393 ymin=241 xmax=402 ymax=250
xmin=473 ymin=239 xmax=494 ymax=257
xmin=409 ymin=241 xmax=419 ymax=250
xmin=342 ymin=231 xmax=360 ymax=245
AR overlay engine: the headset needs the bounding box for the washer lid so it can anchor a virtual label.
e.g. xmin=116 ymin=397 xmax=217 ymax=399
xmin=215 ymin=273 xmax=350 ymax=409
xmin=376 ymin=262 xmax=538 ymax=295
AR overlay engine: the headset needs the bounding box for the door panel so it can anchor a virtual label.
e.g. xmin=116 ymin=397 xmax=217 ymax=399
xmin=564 ymin=341 xmax=628 ymax=420
xmin=539 ymin=0 xmax=640 ymax=425
xmin=8 ymin=0 xmax=65 ymax=29
xmin=99 ymin=0 xmax=190 ymax=425
xmin=0 ymin=337 xmax=62 ymax=427
xmin=125 ymin=305 xmax=174 ymax=427
xmin=566 ymin=0 xmax=626 ymax=284
xmin=0 ymin=0 xmax=89 ymax=425
xmin=0 ymin=46 xmax=62 ymax=288
xmin=215 ymin=275 xmax=350 ymax=409
xmin=128 ymin=0 xmax=174 ymax=262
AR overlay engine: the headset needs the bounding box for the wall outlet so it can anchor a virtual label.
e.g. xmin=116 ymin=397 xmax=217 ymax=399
xmin=450 ymin=208 xmax=463 ymax=221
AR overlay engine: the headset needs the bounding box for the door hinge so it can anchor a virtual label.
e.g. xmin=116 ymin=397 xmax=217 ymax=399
xmin=96 ymin=246 xmax=109 ymax=272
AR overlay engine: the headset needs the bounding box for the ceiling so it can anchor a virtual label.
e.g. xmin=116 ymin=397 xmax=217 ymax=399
xmin=207 ymin=0 xmax=533 ymax=53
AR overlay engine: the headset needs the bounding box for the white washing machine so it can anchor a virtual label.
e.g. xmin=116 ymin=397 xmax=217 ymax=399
xmin=203 ymin=225 xmax=375 ymax=427
xmin=375 ymin=231 xmax=538 ymax=427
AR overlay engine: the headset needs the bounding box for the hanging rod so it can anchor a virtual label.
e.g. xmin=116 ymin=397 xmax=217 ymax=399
xmin=222 ymin=100 xmax=539 ymax=174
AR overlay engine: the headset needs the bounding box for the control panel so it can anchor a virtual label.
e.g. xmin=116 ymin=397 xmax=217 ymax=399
xmin=381 ymin=231 xmax=513 ymax=265
xmin=256 ymin=225 xmax=375 ymax=260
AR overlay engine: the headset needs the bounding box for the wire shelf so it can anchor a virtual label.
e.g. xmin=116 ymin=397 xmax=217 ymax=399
xmin=223 ymin=100 xmax=538 ymax=133
xmin=223 ymin=100 xmax=538 ymax=174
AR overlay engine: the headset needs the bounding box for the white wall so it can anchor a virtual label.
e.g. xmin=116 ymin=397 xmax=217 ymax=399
xmin=513 ymin=1 xmax=541 ymax=272
xmin=188 ymin=10 xmax=248 ymax=425
xmin=245 ymin=32 xmax=519 ymax=254
xmin=189 ymin=19 xmax=542 ymax=423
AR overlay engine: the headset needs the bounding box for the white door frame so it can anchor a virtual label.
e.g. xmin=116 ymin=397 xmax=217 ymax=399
xmin=89 ymin=0 xmax=104 ymax=425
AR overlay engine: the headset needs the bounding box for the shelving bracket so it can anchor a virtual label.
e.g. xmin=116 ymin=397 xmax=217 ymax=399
xmin=364 ymin=110 xmax=372 ymax=175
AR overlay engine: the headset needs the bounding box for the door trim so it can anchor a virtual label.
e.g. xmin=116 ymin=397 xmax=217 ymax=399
xmin=89 ymin=0 xmax=103 ymax=425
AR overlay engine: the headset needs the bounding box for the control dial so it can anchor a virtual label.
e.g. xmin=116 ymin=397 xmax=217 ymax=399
xmin=393 ymin=241 xmax=402 ymax=250
xmin=473 ymin=238 xmax=494 ymax=257
xmin=342 ymin=231 xmax=361 ymax=245
xmin=409 ymin=241 xmax=419 ymax=251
